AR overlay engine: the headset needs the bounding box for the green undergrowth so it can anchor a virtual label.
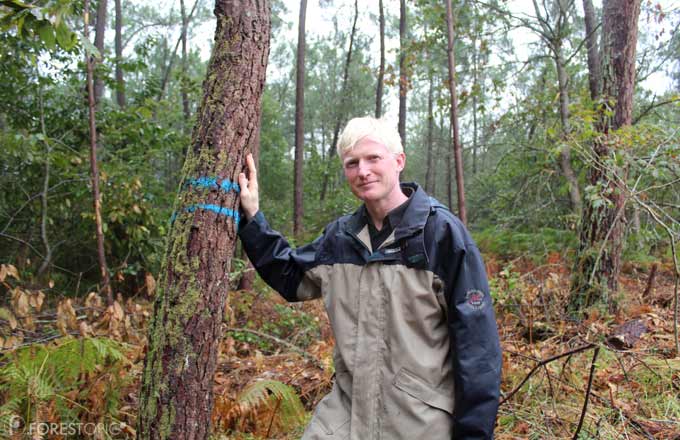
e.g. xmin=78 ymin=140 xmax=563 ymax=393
xmin=474 ymin=226 xmax=577 ymax=261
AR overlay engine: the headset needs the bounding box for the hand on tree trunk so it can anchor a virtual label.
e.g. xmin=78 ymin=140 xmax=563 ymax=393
xmin=238 ymin=153 xmax=259 ymax=221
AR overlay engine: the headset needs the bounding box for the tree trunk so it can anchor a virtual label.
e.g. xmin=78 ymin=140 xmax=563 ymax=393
xmin=472 ymin=34 xmax=478 ymax=175
xmin=375 ymin=0 xmax=385 ymax=118
xmin=180 ymin=0 xmax=191 ymax=124
xmin=94 ymin=0 xmax=107 ymax=105
xmin=293 ymin=0 xmax=307 ymax=237
xmin=85 ymin=0 xmax=113 ymax=306
xmin=582 ymin=0 xmax=601 ymax=101
xmin=555 ymin=50 xmax=582 ymax=213
xmin=570 ymin=0 xmax=640 ymax=313
xmin=136 ymin=0 xmax=270 ymax=438
xmin=114 ymin=0 xmax=125 ymax=108
xmin=424 ymin=73 xmax=434 ymax=194
xmin=319 ymin=0 xmax=358 ymax=201
xmin=398 ymin=0 xmax=407 ymax=146
xmin=158 ymin=0 xmax=200 ymax=102
xmin=445 ymin=0 xmax=466 ymax=225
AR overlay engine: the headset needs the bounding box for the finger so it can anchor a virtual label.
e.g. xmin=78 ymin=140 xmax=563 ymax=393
xmin=238 ymin=173 xmax=249 ymax=196
xmin=246 ymin=153 xmax=257 ymax=185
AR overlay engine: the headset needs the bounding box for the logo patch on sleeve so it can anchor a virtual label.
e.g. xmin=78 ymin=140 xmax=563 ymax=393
xmin=465 ymin=289 xmax=486 ymax=310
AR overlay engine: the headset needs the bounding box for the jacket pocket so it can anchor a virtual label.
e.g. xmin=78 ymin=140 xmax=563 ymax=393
xmin=392 ymin=368 xmax=455 ymax=415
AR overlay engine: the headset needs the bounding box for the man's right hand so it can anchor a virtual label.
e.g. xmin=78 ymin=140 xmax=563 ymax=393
xmin=238 ymin=153 xmax=259 ymax=221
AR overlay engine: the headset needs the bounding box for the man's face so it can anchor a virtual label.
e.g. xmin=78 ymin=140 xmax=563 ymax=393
xmin=342 ymin=137 xmax=405 ymax=204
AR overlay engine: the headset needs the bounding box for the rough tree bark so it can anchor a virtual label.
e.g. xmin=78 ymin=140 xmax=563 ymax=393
xmin=293 ymin=0 xmax=307 ymax=238
xmin=136 ymin=0 xmax=270 ymax=438
xmin=93 ymin=0 xmax=107 ymax=105
xmin=85 ymin=0 xmax=113 ymax=306
xmin=398 ymin=0 xmax=407 ymax=146
xmin=445 ymin=0 xmax=467 ymax=225
xmin=570 ymin=0 xmax=641 ymax=312
xmin=375 ymin=0 xmax=385 ymax=118
xmin=115 ymin=0 xmax=125 ymax=108
xmin=319 ymin=0 xmax=358 ymax=201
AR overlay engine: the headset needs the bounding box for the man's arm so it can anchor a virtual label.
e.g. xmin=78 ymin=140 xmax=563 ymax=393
xmin=237 ymin=154 xmax=322 ymax=302
xmin=445 ymin=225 xmax=502 ymax=439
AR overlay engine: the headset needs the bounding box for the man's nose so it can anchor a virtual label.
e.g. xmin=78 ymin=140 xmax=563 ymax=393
xmin=357 ymin=161 xmax=371 ymax=178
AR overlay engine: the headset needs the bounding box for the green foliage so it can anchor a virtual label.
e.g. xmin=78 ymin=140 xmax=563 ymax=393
xmin=474 ymin=226 xmax=577 ymax=260
xmin=236 ymin=379 xmax=306 ymax=430
xmin=0 ymin=336 xmax=127 ymax=431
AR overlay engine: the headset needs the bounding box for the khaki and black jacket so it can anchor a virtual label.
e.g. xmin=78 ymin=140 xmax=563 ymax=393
xmin=238 ymin=183 xmax=502 ymax=439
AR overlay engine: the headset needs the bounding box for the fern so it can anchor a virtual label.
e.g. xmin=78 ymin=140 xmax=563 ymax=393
xmin=0 ymin=336 xmax=127 ymax=429
xmin=235 ymin=379 xmax=306 ymax=430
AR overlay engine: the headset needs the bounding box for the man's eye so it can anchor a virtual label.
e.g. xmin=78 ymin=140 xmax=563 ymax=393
xmin=345 ymin=161 xmax=358 ymax=168
xmin=369 ymin=156 xmax=381 ymax=162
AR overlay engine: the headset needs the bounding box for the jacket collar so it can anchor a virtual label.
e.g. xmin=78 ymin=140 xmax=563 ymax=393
xmin=344 ymin=182 xmax=432 ymax=240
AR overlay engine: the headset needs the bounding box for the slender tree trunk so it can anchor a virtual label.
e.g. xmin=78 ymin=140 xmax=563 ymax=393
xmin=293 ymin=0 xmax=307 ymax=237
xmin=472 ymin=34 xmax=478 ymax=175
xmin=37 ymin=96 xmax=52 ymax=279
xmin=583 ymin=0 xmax=601 ymax=101
xmin=180 ymin=0 xmax=191 ymax=124
xmin=555 ymin=50 xmax=582 ymax=213
xmin=375 ymin=0 xmax=385 ymax=118
xmin=137 ymin=1 xmax=270 ymax=438
xmin=85 ymin=0 xmax=113 ymax=306
xmin=158 ymin=0 xmax=200 ymax=102
xmin=319 ymin=0 xmax=358 ymax=201
xmin=94 ymin=0 xmax=107 ymax=105
xmin=445 ymin=0 xmax=467 ymax=225
xmin=424 ymin=73 xmax=434 ymax=193
xmin=398 ymin=0 xmax=407 ymax=146
xmin=570 ymin=0 xmax=640 ymax=313
xmin=446 ymin=124 xmax=453 ymax=211
xmin=114 ymin=0 xmax=125 ymax=108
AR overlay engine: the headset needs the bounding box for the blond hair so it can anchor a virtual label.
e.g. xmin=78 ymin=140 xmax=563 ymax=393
xmin=336 ymin=116 xmax=403 ymax=157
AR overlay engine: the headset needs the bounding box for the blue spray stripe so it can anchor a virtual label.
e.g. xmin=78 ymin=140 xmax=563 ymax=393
xmin=185 ymin=177 xmax=240 ymax=193
xmin=186 ymin=204 xmax=240 ymax=223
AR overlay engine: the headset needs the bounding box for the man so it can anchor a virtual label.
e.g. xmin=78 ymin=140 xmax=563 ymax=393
xmin=237 ymin=117 xmax=501 ymax=439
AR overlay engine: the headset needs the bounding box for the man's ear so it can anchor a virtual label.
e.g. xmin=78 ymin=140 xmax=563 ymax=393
xmin=395 ymin=152 xmax=406 ymax=172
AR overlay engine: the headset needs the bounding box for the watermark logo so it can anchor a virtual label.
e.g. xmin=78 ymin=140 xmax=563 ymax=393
xmin=5 ymin=415 xmax=126 ymax=437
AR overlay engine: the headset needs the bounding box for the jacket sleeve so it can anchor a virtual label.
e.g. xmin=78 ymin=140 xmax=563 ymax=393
xmin=445 ymin=236 xmax=502 ymax=439
xmin=237 ymin=211 xmax=323 ymax=302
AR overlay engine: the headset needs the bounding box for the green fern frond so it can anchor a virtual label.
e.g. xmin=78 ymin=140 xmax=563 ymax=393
xmin=236 ymin=379 xmax=305 ymax=428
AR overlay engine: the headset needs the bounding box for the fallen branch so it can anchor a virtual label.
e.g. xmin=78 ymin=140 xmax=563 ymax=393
xmin=500 ymin=343 xmax=596 ymax=405
xmin=225 ymin=327 xmax=323 ymax=368
xmin=572 ymin=346 xmax=600 ymax=439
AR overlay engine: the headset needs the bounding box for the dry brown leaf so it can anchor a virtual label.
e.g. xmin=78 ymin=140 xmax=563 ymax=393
xmin=28 ymin=291 xmax=45 ymax=312
xmin=0 ymin=263 xmax=20 ymax=282
xmin=145 ymin=272 xmax=156 ymax=296
xmin=0 ymin=306 xmax=18 ymax=329
xmin=10 ymin=288 xmax=30 ymax=318
xmin=56 ymin=299 xmax=78 ymax=335
xmin=85 ymin=292 xmax=103 ymax=320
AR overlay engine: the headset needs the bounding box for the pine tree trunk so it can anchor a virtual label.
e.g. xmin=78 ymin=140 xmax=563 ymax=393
xmin=424 ymin=73 xmax=434 ymax=193
xmin=293 ymin=0 xmax=307 ymax=237
xmin=84 ymin=0 xmax=113 ymax=306
xmin=445 ymin=0 xmax=466 ymax=225
xmin=398 ymin=0 xmax=407 ymax=146
xmin=180 ymin=0 xmax=191 ymax=124
xmin=94 ymin=0 xmax=107 ymax=105
xmin=570 ymin=0 xmax=640 ymax=313
xmin=375 ymin=0 xmax=385 ymax=118
xmin=114 ymin=0 xmax=125 ymax=108
xmin=136 ymin=1 xmax=270 ymax=438
xmin=319 ymin=0 xmax=358 ymax=201
xmin=583 ymin=0 xmax=601 ymax=101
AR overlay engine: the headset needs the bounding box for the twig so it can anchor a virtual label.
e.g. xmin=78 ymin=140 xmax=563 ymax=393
xmin=572 ymin=346 xmax=600 ymax=440
xmin=500 ymin=343 xmax=596 ymax=405
xmin=225 ymin=327 xmax=322 ymax=368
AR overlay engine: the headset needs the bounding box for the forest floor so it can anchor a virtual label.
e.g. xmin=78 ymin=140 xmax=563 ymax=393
xmin=0 ymin=253 xmax=679 ymax=439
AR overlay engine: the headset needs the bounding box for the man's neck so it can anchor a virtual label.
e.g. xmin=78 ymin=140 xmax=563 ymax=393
xmin=365 ymin=188 xmax=408 ymax=231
